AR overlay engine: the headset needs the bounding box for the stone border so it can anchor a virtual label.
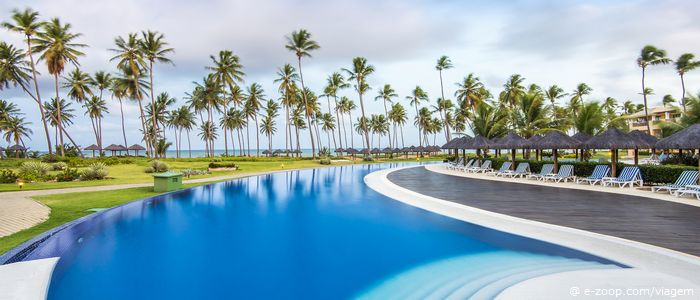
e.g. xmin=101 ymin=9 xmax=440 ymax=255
xmin=364 ymin=165 xmax=700 ymax=285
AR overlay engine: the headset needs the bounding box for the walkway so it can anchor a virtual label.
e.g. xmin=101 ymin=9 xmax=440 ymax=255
xmin=0 ymin=170 xmax=284 ymax=237
xmin=387 ymin=165 xmax=700 ymax=258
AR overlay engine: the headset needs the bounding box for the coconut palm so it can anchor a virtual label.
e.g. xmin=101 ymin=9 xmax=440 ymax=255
xmin=343 ymin=57 xmax=374 ymax=153
xmin=0 ymin=99 xmax=20 ymax=141
xmin=285 ymin=29 xmax=320 ymax=158
xmin=319 ymin=113 xmax=336 ymax=149
xmin=389 ymin=102 xmax=408 ymax=148
xmin=637 ymin=45 xmax=672 ymax=134
xmin=501 ymin=74 xmax=526 ymax=108
xmin=675 ymin=53 xmax=700 ymax=112
xmin=571 ymin=83 xmax=592 ymax=106
xmin=207 ymin=50 xmax=245 ymax=156
xmin=140 ymin=30 xmax=174 ymax=140
xmin=274 ymin=64 xmax=299 ymax=153
xmin=370 ymin=114 xmax=389 ymax=150
xmin=2 ymin=8 xmax=53 ymax=154
xmin=454 ymin=73 xmax=484 ymax=112
xmin=2 ymin=116 xmax=32 ymax=157
xmin=324 ymin=72 xmax=349 ymax=150
xmin=337 ymin=96 xmax=356 ymax=149
xmin=220 ymin=108 xmax=246 ymax=157
xmin=44 ymin=98 xmax=80 ymax=153
xmin=191 ymin=74 xmax=222 ymax=156
xmin=432 ymin=97 xmax=453 ymax=142
xmin=259 ymin=114 xmax=277 ymax=156
xmin=63 ymin=68 xmax=93 ymax=103
xmin=290 ymin=107 xmax=306 ymax=155
xmin=544 ymin=85 xmax=567 ymax=110
xmin=573 ymin=102 xmax=604 ymax=135
xmin=470 ymin=102 xmax=508 ymax=140
xmin=375 ymin=84 xmax=397 ymax=148
xmin=113 ymin=64 xmax=151 ymax=156
xmin=415 ymin=107 xmax=433 ymax=146
xmin=146 ymin=92 xmax=176 ymax=131
xmin=243 ymin=83 xmax=264 ymax=156
xmin=198 ymin=121 xmax=218 ymax=150
xmin=662 ymin=95 xmax=676 ymax=107
xmin=435 ymin=56 xmax=453 ymax=105
xmin=32 ymin=18 xmax=86 ymax=157
xmin=84 ymin=95 xmax=108 ymax=150
xmin=407 ymin=86 xmax=429 ymax=146
xmin=512 ymin=91 xmax=550 ymax=139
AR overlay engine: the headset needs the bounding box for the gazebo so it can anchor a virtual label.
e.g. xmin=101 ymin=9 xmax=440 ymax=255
xmin=528 ymin=135 xmax=543 ymax=160
xmin=655 ymin=123 xmax=700 ymax=180
xmin=493 ymin=132 xmax=531 ymax=170
xmin=84 ymin=144 xmax=101 ymax=158
xmin=571 ymin=132 xmax=592 ymax=161
xmin=104 ymin=144 xmax=127 ymax=156
xmin=581 ymin=128 xmax=641 ymax=177
xmin=8 ymin=144 xmax=26 ymax=158
xmin=629 ymin=130 xmax=659 ymax=164
xmin=128 ymin=144 xmax=146 ymax=156
xmin=464 ymin=135 xmax=491 ymax=166
xmin=533 ymin=131 xmax=580 ymax=173
xmin=262 ymin=149 xmax=272 ymax=157
xmin=273 ymin=149 xmax=284 ymax=157
xmin=334 ymin=148 xmax=345 ymax=156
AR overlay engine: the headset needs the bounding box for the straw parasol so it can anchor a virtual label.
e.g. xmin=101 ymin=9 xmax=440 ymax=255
xmin=393 ymin=147 xmax=401 ymax=154
xmin=628 ymin=130 xmax=659 ymax=164
xmin=382 ymin=147 xmax=393 ymax=154
xmin=493 ymin=132 xmax=531 ymax=170
xmin=84 ymin=144 xmax=101 ymax=157
xmin=262 ymin=149 xmax=272 ymax=156
xmin=571 ymin=132 xmax=592 ymax=161
xmin=528 ymin=135 xmax=543 ymax=160
xmin=334 ymin=147 xmax=345 ymax=153
xmin=273 ymin=149 xmax=284 ymax=156
xmin=533 ymin=131 xmax=580 ymax=172
xmin=104 ymin=144 xmax=127 ymax=156
xmin=655 ymin=124 xmax=700 ymax=181
xmin=460 ymin=135 xmax=491 ymax=166
xmin=8 ymin=144 xmax=26 ymax=158
xmin=128 ymin=144 xmax=146 ymax=156
xmin=581 ymin=128 xmax=641 ymax=176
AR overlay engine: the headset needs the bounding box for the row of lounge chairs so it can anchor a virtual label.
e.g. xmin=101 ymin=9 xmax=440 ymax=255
xmin=443 ymin=159 xmax=700 ymax=200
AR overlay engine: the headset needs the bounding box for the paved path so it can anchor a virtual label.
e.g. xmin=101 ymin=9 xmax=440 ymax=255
xmin=387 ymin=165 xmax=700 ymax=257
xmin=0 ymin=170 xmax=282 ymax=237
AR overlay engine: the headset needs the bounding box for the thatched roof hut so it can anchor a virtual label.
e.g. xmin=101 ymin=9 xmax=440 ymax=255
xmin=532 ymin=131 xmax=580 ymax=172
xmin=441 ymin=137 xmax=462 ymax=149
xmin=466 ymin=135 xmax=491 ymax=150
xmin=581 ymin=128 xmax=641 ymax=150
xmin=7 ymin=144 xmax=26 ymax=151
xmin=629 ymin=130 xmax=659 ymax=149
xmin=128 ymin=144 xmax=146 ymax=151
xmin=104 ymin=144 xmax=127 ymax=156
xmin=571 ymin=132 xmax=593 ymax=143
xmin=492 ymin=132 xmax=530 ymax=149
xmin=334 ymin=148 xmax=345 ymax=153
xmin=84 ymin=144 xmax=101 ymax=151
xmin=656 ymin=124 xmax=700 ymax=149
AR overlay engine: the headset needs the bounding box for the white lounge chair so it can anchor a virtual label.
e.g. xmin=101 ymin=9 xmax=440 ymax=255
xmin=527 ymin=164 xmax=554 ymax=181
xmin=455 ymin=159 xmax=475 ymax=172
xmin=652 ymin=170 xmax=698 ymax=194
xmin=446 ymin=157 xmax=464 ymax=170
xmin=602 ymin=166 xmax=643 ymax=188
xmin=576 ymin=165 xmax=610 ymax=185
xmin=543 ymin=165 xmax=575 ymax=182
xmin=676 ymin=185 xmax=700 ymax=200
xmin=489 ymin=162 xmax=512 ymax=176
xmin=501 ymin=163 xmax=531 ymax=178
xmin=468 ymin=160 xmax=492 ymax=173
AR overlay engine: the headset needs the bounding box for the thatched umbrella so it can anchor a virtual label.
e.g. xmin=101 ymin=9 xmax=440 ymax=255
xmin=533 ymin=131 xmax=580 ymax=173
xmin=392 ymin=147 xmax=401 ymax=154
xmin=656 ymin=124 xmax=700 ymax=181
xmin=104 ymin=144 xmax=126 ymax=156
xmin=493 ymin=132 xmax=531 ymax=170
xmin=84 ymin=144 xmax=101 ymax=157
xmin=529 ymin=135 xmax=543 ymax=160
xmin=462 ymin=135 xmax=491 ymax=166
xmin=334 ymin=147 xmax=345 ymax=155
xmin=262 ymin=149 xmax=272 ymax=156
xmin=571 ymin=132 xmax=592 ymax=161
xmin=453 ymin=136 xmax=473 ymax=166
xmin=581 ymin=128 xmax=641 ymax=177
xmin=382 ymin=147 xmax=393 ymax=157
xmin=629 ymin=130 xmax=659 ymax=164
xmin=8 ymin=144 xmax=26 ymax=158
xmin=273 ymin=149 xmax=284 ymax=156
xmin=128 ymin=144 xmax=146 ymax=156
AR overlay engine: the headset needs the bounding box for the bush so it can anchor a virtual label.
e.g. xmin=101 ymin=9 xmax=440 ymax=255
xmin=180 ymin=168 xmax=209 ymax=178
xmin=0 ymin=169 xmax=19 ymax=183
xmin=363 ymin=156 xmax=374 ymax=162
xmin=208 ymin=162 xmax=239 ymax=169
xmin=319 ymin=158 xmax=331 ymax=165
xmin=318 ymin=147 xmax=330 ymax=157
xmin=80 ymin=163 xmax=109 ymax=180
xmin=144 ymin=160 xmax=169 ymax=173
xmin=661 ymin=153 xmax=698 ymax=167
xmin=18 ymin=161 xmax=52 ymax=182
xmin=52 ymin=162 xmax=68 ymax=171
xmin=56 ymin=168 xmax=80 ymax=182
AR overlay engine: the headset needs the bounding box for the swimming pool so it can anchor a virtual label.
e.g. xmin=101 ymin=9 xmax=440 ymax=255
xmin=7 ymin=163 xmax=622 ymax=299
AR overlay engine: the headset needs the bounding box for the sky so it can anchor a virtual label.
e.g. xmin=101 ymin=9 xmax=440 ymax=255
xmin=2 ymin=0 xmax=700 ymax=151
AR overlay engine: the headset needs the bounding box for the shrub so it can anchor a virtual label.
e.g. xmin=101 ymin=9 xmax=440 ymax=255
xmin=18 ymin=161 xmax=52 ymax=182
xmin=208 ymin=162 xmax=239 ymax=169
xmin=56 ymin=168 xmax=80 ymax=182
xmin=80 ymin=163 xmax=109 ymax=180
xmin=144 ymin=160 xmax=169 ymax=173
xmin=181 ymin=168 xmax=209 ymax=178
xmin=52 ymin=162 xmax=68 ymax=171
xmin=363 ymin=156 xmax=374 ymax=162
xmin=41 ymin=154 xmax=69 ymax=163
xmin=319 ymin=158 xmax=331 ymax=165
xmin=0 ymin=169 xmax=19 ymax=183
xmin=318 ymin=147 xmax=330 ymax=157
xmin=661 ymin=153 xmax=698 ymax=167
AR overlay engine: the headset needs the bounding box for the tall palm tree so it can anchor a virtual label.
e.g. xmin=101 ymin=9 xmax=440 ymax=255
xmin=245 ymin=83 xmax=264 ymax=156
xmin=63 ymin=68 xmax=94 ymax=146
xmin=407 ymin=86 xmax=429 ymax=146
xmin=432 ymin=97 xmax=453 ymax=142
xmin=337 ymin=96 xmax=356 ymax=149
xmin=435 ymin=55 xmax=453 ymax=106
xmin=573 ymin=102 xmax=604 ymax=135
xmin=2 ymin=116 xmax=32 ymax=157
xmin=146 ymin=92 xmax=176 ymax=130
xmin=501 ymin=74 xmax=526 ymax=108
xmin=637 ymin=45 xmax=672 ymax=134
xmin=44 ymin=98 xmax=79 ymax=152
xmin=198 ymin=121 xmax=218 ymax=151
xmin=32 ymin=18 xmax=86 ymax=157
xmin=140 ymin=30 xmax=174 ymax=141
xmin=2 ymin=9 xmax=53 ymax=154
xmin=454 ymin=73 xmax=484 ymax=113
xmin=415 ymin=107 xmax=433 ymax=146
xmin=319 ymin=113 xmax=336 ymax=149
xmin=470 ymin=102 xmax=508 ymax=140
xmin=369 ymin=114 xmax=389 ymax=150
xmin=343 ymin=57 xmax=374 ymax=153
xmin=191 ymin=74 xmax=222 ymax=157
xmin=285 ymin=29 xmax=320 ymax=158
xmin=207 ymin=50 xmax=245 ymax=156
xmin=544 ymin=85 xmax=566 ymax=110
xmin=675 ymin=53 xmax=700 ymax=112
xmin=511 ymin=91 xmax=550 ymax=138
xmin=113 ymin=65 xmax=150 ymax=156
xmin=274 ymin=64 xmax=299 ymax=153
xmin=571 ymin=83 xmax=592 ymax=105
xmin=84 ymin=96 xmax=108 ymax=149
xmin=374 ymin=84 xmax=397 ymax=148
xmin=662 ymin=95 xmax=676 ymax=107
xmin=0 ymin=100 xmax=20 ymax=143
xmin=324 ymin=72 xmax=349 ymax=150
xmin=220 ymin=108 xmax=246 ymax=157
xmin=388 ymin=102 xmax=408 ymax=148
xmin=92 ymin=71 xmax=111 ymax=150
xmin=290 ymin=107 xmax=306 ymax=155
xmin=174 ymin=106 xmax=196 ymax=158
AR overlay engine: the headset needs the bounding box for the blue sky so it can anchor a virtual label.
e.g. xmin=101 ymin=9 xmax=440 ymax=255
xmin=2 ymin=0 xmax=700 ymax=150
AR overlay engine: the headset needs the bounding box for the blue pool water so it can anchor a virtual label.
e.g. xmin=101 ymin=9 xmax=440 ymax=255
xmin=19 ymin=163 xmax=620 ymax=299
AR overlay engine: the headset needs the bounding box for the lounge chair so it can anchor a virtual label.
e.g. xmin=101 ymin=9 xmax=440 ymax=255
xmin=527 ymin=164 xmax=554 ymax=181
xmin=446 ymin=157 xmax=464 ymax=170
xmin=543 ymin=165 xmax=575 ymax=182
xmin=652 ymin=170 xmax=698 ymax=194
xmin=675 ymin=185 xmax=700 ymax=200
xmin=455 ymin=159 xmax=475 ymax=172
xmin=576 ymin=165 xmax=610 ymax=185
xmin=488 ymin=162 xmax=512 ymax=176
xmin=602 ymin=166 xmax=643 ymax=188
xmin=501 ymin=163 xmax=531 ymax=178
xmin=467 ymin=160 xmax=492 ymax=173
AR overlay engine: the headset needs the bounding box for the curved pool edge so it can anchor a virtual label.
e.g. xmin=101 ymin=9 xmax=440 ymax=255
xmin=364 ymin=165 xmax=700 ymax=286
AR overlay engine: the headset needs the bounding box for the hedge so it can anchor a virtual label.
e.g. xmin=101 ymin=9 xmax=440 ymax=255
xmin=208 ymin=162 xmax=239 ymax=169
xmin=453 ymin=156 xmax=696 ymax=185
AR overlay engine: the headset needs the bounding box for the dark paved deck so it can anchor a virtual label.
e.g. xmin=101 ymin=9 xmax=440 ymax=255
xmin=387 ymin=166 xmax=700 ymax=257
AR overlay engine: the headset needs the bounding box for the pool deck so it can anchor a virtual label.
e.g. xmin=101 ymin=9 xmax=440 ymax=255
xmin=389 ymin=165 xmax=700 ymax=258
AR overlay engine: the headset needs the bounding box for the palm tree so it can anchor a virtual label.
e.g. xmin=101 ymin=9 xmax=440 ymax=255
xmin=432 ymin=97 xmax=453 ymax=142
xmin=290 ymin=107 xmax=306 ymax=155
xmin=198 ymin=121 xmax=218 ymax=151
xmin=544 ymin=85 xmax=567 ymax=110
xmin=146 ymin=92 xmax=176 ymax=131
xmin=173 ymin=106 xmax=196 ymax=158
xmin=2 ymin=9 xmax=53 ymax=154
xmin=191 ymin=74 xmax=222 ymax=157
xmin=113 ymin=65 xmax=150 ymax=156
xmin=207 ymin=50 xmax=245 ymax=156
xmin=573 ymin=102 xmax=604 ymax=135
xmin=63 ymin=69 xmax=94 ymax=145
xmin=0 ymin=100 xmax=20 ymax=142
xmin=662 ymin=95 xmax=676 ymax=107
xmin=325 ymin=72 xmax=349 ymax=150
xmin=2 ymin=116 xmax=32 ymax=157
xmin=571 ymin=83 xmax=592 ymax=105
xmin=140 ymin=30 xmax=174 ymax=141
xmin=407 ymin=86 xmax=429 ymax=146
xmin=369 ymin=114 xmax=389 ymax=150
xmin=274 ymin=64 xmax=299 ymax=153
xmin=285 ymin=29 xmax=320 ymax=158
xmin=637 ymin=45 xmax=672 ymax=134
xmin=435 ymin=55 xmax=453 ymax=106
xmin=454 ymin=73 xmax=484 ymax=113
xmin=415 ymin=107 xmax=433 ymax=146
xmin=388 ymin=102 xmax=408 ymax=148
xmin=84 ymin=96 xmax=108 ymax=149
xmin=375 ymin=84 xmax=397 ymax=148
xmin=320 ymin=113 xmax=336 ymax=149
xmin=44 ymin=98 xmax=78 ymax=152
xmin=674 ymin=53 xmax=700 ymax=112
xmin=337 ymin=96 xmax=356 ymax=149
xmin=511 ymin=92 xmax=550 ymax=138
xmin=32 ymin=18 xmax=86 ymax=157
xmin=245 ymin=83 xmax=264 ymax=156
xmin=470 ymin=102 xmax=508 ymax=140
xmin=260 ymin=99 xmax=280 ymax=155
xmin=501 ymin=74 xmax=526 ymax=108
xmin=220 ymin=108 xmax=246 ymax=157
xmin=343 ymin=57 xmax=374 ymax=153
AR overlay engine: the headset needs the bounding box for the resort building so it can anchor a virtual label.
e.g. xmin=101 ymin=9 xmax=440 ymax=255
xmin=627 ymin=106 xmax=682 ymax=137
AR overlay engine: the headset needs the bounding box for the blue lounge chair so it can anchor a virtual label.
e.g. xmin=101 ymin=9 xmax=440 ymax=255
xmin=652 ymin=170 xmax=698 ymax=194
xmin=544 ymin=165 xmax=575 ymax=182
xmin=501 ymin=163 xmax=531 ymax=178
xmin=602 ymin=166 xmax=643 ymax=188
xmin=527 ymin=164 xmax=554 ymax=180
xmin=489 ymin=162 xmax=512 ymax=176
xmin=576 ymin=165 xmax=610 ymax=185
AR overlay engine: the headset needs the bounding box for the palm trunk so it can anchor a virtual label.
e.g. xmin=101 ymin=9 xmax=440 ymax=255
xmin=400 ymin=125 xmax=405 ymax=148
xmin=382 ymin=99 xmax=392 ymax=148
xmin=295 ymin=124 xmax=301 ymax=157
xmin=149 ymin=61 xmax=159 ymax=156
xmin=297 ymin=58 xmax=316 ymax=159
xmin=186 ymin=129 xmax=192 ymax=158
xmin=118 ymin=99 xmax=129 ymax=156
xmin=348 ymin=111 xmax=354 ymax=149
xmin=255 ymin=115 xmax=260 ymax=157
xmin=680 ymin=73 xmax=687 ymax=112
xmin=357 ymin=85 xmax=371 ymax=154
xmin=285 ymin=103 xmax=290 ymax=152
xmin=334 ymin=96 xmax=343 ymax=150
xmin=641 ymin=67 xmax=651 ymax=134
xmin=414 ymin=104 xmax=422 ymax=147
xmin=136 ymin=99 xmax=149 ymax=158
xmin=53 ymin=74 xmax=65 ymax=157
xmin=25 ymin=38 xmax=53 ymax=155
xmin=246 ymin=117 xmax=251 ymax=156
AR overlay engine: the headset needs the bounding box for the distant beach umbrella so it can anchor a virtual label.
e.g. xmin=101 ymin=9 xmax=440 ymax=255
xmin=7 ymin=144 xmax=26 ymax=158
xmin=262 ymin=150 xmax=272 ymax=156
xmin=393 ymin=147 xmax=401 ymax=153
xmin=441 ymin=137 xmax=463 ymax=149
xmin=582 ymin=128 xmax=642 ymax=176
xmin=127 ymin=144 xmax=146 ymax=157
xmin=655 ymin=124 xmax=700 ymax=180
xmin=84 ymin=144 xmax=101 ymax=157
xmin=493 ymin=132 xmax=531 ymax=170
xmin=533 ymin=131 xmax=580 ymax=172
xmin=104 ymin=144 xmax=127 ymax=156
xmin=382 ymin=147 xmax=392 ymax=154
xmin=334 ymin=148 xmax=345 ymax=153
